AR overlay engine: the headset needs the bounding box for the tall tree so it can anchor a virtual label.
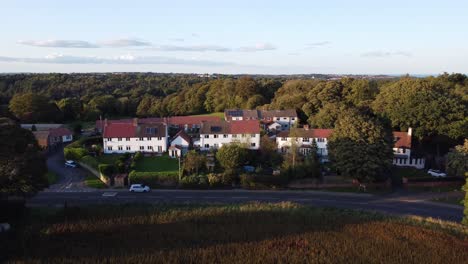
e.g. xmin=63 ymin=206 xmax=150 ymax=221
xmin=0 ymin=118 xmax=47 ymax=196
xmin=328 ymin=109 xmax=394 ymax=183
xmin=216 ymin=144 xmax=247 ymax=175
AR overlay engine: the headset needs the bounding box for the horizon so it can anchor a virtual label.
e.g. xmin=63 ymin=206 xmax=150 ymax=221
xmin=1 ymin=1 xmax=467 ymax=74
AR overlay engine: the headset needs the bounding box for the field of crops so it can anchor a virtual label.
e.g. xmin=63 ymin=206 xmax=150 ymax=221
xmin=3 ymin=203 xmax=468 ymax=263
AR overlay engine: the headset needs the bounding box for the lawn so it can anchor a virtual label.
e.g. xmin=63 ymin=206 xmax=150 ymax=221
xmin=96 ymin=154 xmax=124 ymax=165
xmin=2 ymin=203 xmax=467 ymax=263
xmin=191 ymin=112 xmax=224 ymax=119
xmin=84 ymin=175 xmax=107 ymax=189
xmin=135 ymin=155 xmax=179 ymax=172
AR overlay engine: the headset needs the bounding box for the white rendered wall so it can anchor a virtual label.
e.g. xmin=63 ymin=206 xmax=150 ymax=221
xmin=199 ymin=133 xmax=260 ymax=151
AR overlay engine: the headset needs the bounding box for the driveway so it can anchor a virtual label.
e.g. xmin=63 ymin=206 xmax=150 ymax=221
xmin=45 ymin=149 xmax=94 ymax=192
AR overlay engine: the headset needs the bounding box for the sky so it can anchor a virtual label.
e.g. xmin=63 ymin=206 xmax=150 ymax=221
xmin=1 ymin=0 xmax=467 ymax=75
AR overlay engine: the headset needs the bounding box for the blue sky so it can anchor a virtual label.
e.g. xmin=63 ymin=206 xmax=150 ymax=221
xmin=1 ymin=0 xmax=467 ymax=74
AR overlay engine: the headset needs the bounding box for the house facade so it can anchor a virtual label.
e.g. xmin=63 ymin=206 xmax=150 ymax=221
xmin=23 ymin=125 xmax=73 ymax=150
xmin=198 ymin=120 xmax=261 ymax=151
xmin=103 ymin=118 xmax=168 ymax=154
xmin=276 ymin=127 xmax=333 ymax=158
xmin=224 ymin=109 xmax=298 ymax=131
xmin=169 ymin=130 xmax=191 ymax=157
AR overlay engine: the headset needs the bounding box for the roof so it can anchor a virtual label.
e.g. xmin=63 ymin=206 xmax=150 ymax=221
xmin=261 ymin=109 xmax=297 ymax=118
xmin=167 ymin=116 xmax=220 ymax=125
xmin=200 ymin=120 xmax=260 ymax=134
xmin=277 ymin=128 xmax=333 ymax=138
xmin=33 ymin=131 xmax=50 ymax=147
xmin=393 ymin=131 xmax=412 ymax=148
xmin=21 ymin=124 xmax=63 ymax=131
xmin=224 ymin=109 xmax=260 ymax=119
xmin=136 ymin=122 xmax=166 ymax=137
xmin=173 ymin=129 xmax=191 ymax=143
xmin=49 ymin=127 xmax=72 ymax=137
xmin=103 ymin=122 xmax=136 ymax=138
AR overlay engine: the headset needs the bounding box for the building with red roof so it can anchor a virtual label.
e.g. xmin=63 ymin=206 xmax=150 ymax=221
xmin=198 ymin=120 xmax=261 ymax=151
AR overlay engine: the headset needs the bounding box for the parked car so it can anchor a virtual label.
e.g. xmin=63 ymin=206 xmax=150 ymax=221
xmin=65 ymin=160 xmax=78 ymax=168
xmin=129 ymin=184 xmax=150 ymax=193
xmin=427 ymin=169 xmax=447 ymax=177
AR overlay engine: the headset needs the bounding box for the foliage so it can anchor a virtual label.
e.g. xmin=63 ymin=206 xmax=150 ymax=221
xmin=4 ymin=203 xmax=467 ymax=263
xmin=216 ymin=144 xmax=247 ymax=175
xmin=0 ymin=118 xmax=47 ymax=195
xmin=64 ymin=147 xmax=87 ymax=161
xmin=8 ymin=92 xmax=63 ymax=123
xmin=183 ymin=150 xmax=206 ymax=175
xmin=128 ymin=171 xmax=179 ymax=187
xmin=446 ymin=139 xmax=468 ymax=178
xmin=80 ymin=155 xmax=99 ymax=170
xmin=206 ymin=173 xmax=232 ymax=187
xmin=180 ymin=175 xmax=209 ymax=189
xmin=134 ymin=156 xmax=178 ymax=172
xmin=259 ymin=135 xmax=282 ymax=168
xmin=46 ymin=171 xmax=58 ymax=185
xmin=328 ymin=109 xmax=394 ymax=183
xmin=98 ymin=164 xmax=115 ymax=178
xmin=240 ymin=173 xmax=288 ymax=189
xmin=133 ymin=151 xmax=143 ymax=161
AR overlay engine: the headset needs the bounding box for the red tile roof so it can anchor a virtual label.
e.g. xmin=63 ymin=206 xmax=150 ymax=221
xmin=393 ymin=131 xmax=411 ymax=148
xmin=49 ymin=127 xmax=72 ymax=137
xmin=230 ymin=120 xmax=261 ymax=134
xmin=173 ymin=129 xmax=192 ymax=143
xmin=103 ymin=123 xmax=136 ymax=138
xmin=167 ymin=116 xmax=220 ymax=125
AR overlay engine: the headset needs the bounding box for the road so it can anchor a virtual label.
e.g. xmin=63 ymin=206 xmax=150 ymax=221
xmin=27 ymin=189 xmax=464 ymax=222
xmin=45 ymin=149 xmax=93 ymax=192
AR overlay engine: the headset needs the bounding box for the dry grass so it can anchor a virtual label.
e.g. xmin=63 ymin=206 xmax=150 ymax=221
xmin=3 ymin=203 xmax=468 ymax=263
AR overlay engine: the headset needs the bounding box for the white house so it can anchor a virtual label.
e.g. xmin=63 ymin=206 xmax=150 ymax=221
xmin=169 ymin=130 xmax=191 ymax=157
xmin=199 ymin=120 xmax=261 ymax=151
xmin=224 ymin=109 xmax=298 ymax=131
xmin=276 ymin=126 xmax=333 ymax=159
xmin=103 ymin=118 xmax=168 ymax=154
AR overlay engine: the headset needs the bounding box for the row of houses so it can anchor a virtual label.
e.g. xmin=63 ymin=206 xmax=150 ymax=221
xmin=224 ymin=109 xmax=298 ymax=131
xmin=21 ymin=124 xmax=73 ymax=151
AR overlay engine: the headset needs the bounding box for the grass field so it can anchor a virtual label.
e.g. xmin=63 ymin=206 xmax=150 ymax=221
xmin=135 ymin=155 xmax=178 ymax=172
xmin=84 ymin=175 xmax=107 ymax=188
xmin=2 ymin=203 xmax=467 ymax=263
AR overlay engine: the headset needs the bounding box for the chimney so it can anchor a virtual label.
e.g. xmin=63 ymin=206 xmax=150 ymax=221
xmin=303 ymin=124 xmax=310 ymax=130
xmin=133 ymin=118 xmax=138 ymax=126
xmin=407 ymin=127 xmax=412 ymax=136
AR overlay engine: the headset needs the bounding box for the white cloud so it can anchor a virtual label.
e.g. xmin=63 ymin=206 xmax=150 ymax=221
xmin=17 ymin=39 xmax=98 ymax=48
xmin=153 ymin=45 xmax=231 ymax=52
xmin=361 ymin=50 xmax=412 ymax=58
xmin=238 ymin=43 xmax=276 ymax=52
xmin=99 ymin=38 xmax=152 ymax=47
xmin=0 ymin=53 xmax=233 ymax=66
xmin=169 ymin=38 xmax=185 ymax=42
xmin=306 ymin=41 xmax=331 ymax=48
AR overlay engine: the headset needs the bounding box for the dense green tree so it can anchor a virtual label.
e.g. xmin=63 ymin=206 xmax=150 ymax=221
xmin=259 ymin=135 xmax=283 ymax=168
xmin=57 ymin=97 xmax=82 ymax=120
xmin=0 ymin=118 xmax=47 ymax=196
xmin=328 ymin=109 xmax=394 ymax=183
xmin=446 ymin=140 xmax=468 ymax=178
xmin=216 ymin=144 xmax=247 ymax=175
xmin=9 ymin=93 xmax=62 ymax=123
xmin=183 ymin=150 xmax=206 ymax=175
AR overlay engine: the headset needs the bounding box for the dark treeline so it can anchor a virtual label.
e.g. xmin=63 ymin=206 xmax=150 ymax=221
xmin=0 ymin=73 xmax=466 ymax=144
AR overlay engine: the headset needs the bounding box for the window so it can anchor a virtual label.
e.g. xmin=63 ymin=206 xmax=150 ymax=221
xmin=204 ymin=144 xmax=209 ymax=148
xmin=281 ymin=137 xmax=287 ymax=141
xmin=107 ymin=146 xmax=113 ymax=151
xmin=118 ymin=146 xmax=123 ymax=150
xmin=317 ymin=138 xmax=325 ymax=142
xmin=251 ymin=134 xmax=256 ymax=137
xmin=147 ymin=146 xmax=153 ymax=150
xmin=118 ymin=138 xmax=122 ymax=141
xmin=158 ymin=146 xmax=162 ymax=152
xmin=214 ymin=143 xmax=219 ymax=148
xmin=140 ymin=146 xmax=144 ymax=150
xmin=283 ymin=117 xmax=287 ymax=120
xmin=107 ymin=138 xmax=112 ymax=141
xmin=223 ymin=134 xmax=228 ymax=138
xmin=139 ymin=137 xmax=144 ymax=141
xmin=242 ymin=134 xmax=246 ymax=138
xmin=126 ymin=138 xmax=130 ymax=141
xmin=251 ymin=143 xmax=256 ymax=147
xmin=126 ymin=146 xmax=131 ymax=150
xmin=303 ymin=138 xmax=310 ymax=142
xmin=147 ymin=137 xmax=151 ymax=141
xmin=276 ymin=118 xmax=280 ymax=121
xmin=204 ymin=135 xmax=209 ymax=138
xmin=214 ymin=134 xmax=218 ymax=138
xmin=157 ymin=137 xmax=162 ymax=140
xmin=232 ymin=134 xmax=237 ymax=138
xmin=292 ymin=117 xmax=296 ymax=121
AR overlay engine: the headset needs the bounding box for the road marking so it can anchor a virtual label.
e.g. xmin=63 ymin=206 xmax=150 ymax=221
xmin=203 ymin=197 xmax=219 ymax=199
xmin=102 ymin=192 xmax=118 ymax=197
xmin=231 ymin=196 xmax=248 ymax=199
xmin=175 ymin=196 xmax=193 ymax=199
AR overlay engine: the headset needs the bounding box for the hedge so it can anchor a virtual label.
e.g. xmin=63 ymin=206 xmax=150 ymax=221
xmin=64 ymin=147 xmax=87 ymax=161
xmin=99 ymin=164 xmax=115 ymax=178
xmin=128 ymin=171 xmax=179 ymax=188
xmin=240 ymin=173 xmax=288 ymax=189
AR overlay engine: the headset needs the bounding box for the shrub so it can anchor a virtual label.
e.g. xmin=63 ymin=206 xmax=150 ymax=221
xmin=128 ymin=171 xmax=179 ymax=187
xmin=115 ymin=160 xmax=126 ymax=173
xmin=99 ymin=164 xmax=115 ymax=177
xmin=81 ymin=155 xmax=99 ymax=170
xmin=180 ymin=175 xmax=209 ymax=189
xmin=64 ymin=147 xmax=87 ymax=161
xmin=240 ymin=173 xmax=288 ymax=189
xmin=133 ymin=152 xmax=143 ymax=162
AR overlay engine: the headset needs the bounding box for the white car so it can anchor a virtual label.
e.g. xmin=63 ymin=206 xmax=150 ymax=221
xmin=65 ymin=160 xmax=77 ymax=168
xmin=129 ymin=184 xmax=150 ymax=193
xmin=427 ymin=169 xmax=447 ymax=177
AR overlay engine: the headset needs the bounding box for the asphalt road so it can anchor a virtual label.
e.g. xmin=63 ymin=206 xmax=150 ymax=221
xmin=45 ymin=149 xmax=93 ymax=192
xmin=27 ymin=189 xmax=464 ymax=222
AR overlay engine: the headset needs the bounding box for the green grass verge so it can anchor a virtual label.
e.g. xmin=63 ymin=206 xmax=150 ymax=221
xmin=3 ymin=203 xmax=467 ymax=263
xmin=96 ymin=154 xmax=123 ymax=165
xmin=135 ymin=155 xmax=178 ymax=172
xmin=84 ymin=175 xmax=107 ymax=189
xmin=46 ymin=171 xmax=59 ymax=185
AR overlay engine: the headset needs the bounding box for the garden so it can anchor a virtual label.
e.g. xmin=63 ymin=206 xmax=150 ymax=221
xmin=2 ymin=203 xmax=467 ymax=263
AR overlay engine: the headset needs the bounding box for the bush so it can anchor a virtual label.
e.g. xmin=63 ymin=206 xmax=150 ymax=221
xmin=133 ymin=152 xmax=143 ymax=162
xmin=81 ymin=155 xmax=99 ymax=170
xmin=180 ymin=175 xmax=209 ymax=189
xmin=115 ymin=160 xmax=126 ymax=173
xmin=128 ymin=171 xmax=179 ymax=188
xmin=240 ymin=173 xmax=288 ymax=189
xmin=64 ymin=147 xmax=87 ymax=161
xmin=99 ymin=164 xmax=115 ymax=178
xmin=207 ymin=173 xmax=231 ymax=187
